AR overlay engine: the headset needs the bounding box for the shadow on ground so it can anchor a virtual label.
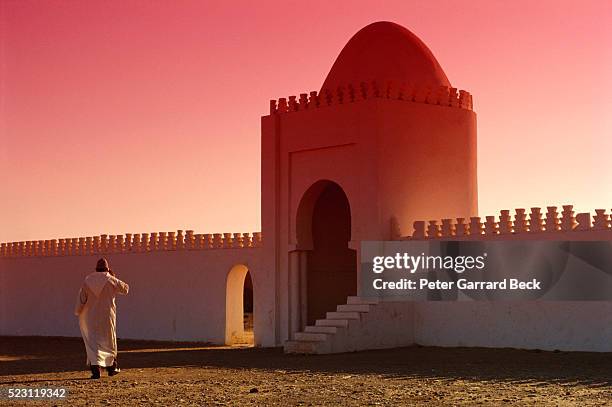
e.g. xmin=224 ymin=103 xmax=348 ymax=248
xmin=1 ymin=336 xmax=610 ymax=389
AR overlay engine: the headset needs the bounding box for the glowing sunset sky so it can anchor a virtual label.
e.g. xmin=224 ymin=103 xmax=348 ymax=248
xmin=1 ymin=0 xmax=611 ymax=242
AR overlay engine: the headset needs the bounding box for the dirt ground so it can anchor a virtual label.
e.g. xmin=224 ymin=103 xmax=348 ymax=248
xmin=0 ymin=337 xmax=610 ymax=406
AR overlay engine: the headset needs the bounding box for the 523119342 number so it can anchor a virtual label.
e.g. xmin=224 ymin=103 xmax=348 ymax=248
xmin=5 ymin=387 xmax=67 ymax=399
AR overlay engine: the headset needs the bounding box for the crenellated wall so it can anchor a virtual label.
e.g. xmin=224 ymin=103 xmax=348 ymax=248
xmin=269 ymin=81 xmax=473 ymax=115
xmin=0 ymin=231 xmax=277 ymax=346
xmin=409 ymin=205 xmax=612 ymax=240
xmin=385 ymin=204 xmax=612 ymax=352
xmin=0 ymin=230 xmax=262 ymax=258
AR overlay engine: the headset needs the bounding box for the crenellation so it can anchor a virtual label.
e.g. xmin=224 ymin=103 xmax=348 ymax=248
xmin=288 ymin=95 xmax=299 ymax=112
xmin=193 ymin=234 xmax=203 ymax=249
xmin=455 ymin=218 xmax=468 ymax=237
xmin=93 ymin=236 xmax=101 ymax=253
xmin=593 ymin=209 xmax=609 ymax=230
xmin=575 ymin=213 xmax=591 ymax=231
xmin=0 ymin=229 xmax=263 ymax=257
xmin=427 ymin=220 xmax=441 ymax=239
xmin=560 ymin=205 xmax=576 ymax=231
xmin=412 ymin=221 xmax=426 ymax=239
xmin=149 ymin=233 xmax=158 ymax=251
xmin=299 ymin=93 xmax=309 ymax=109
xmin=232 ymin=232 xmax=243 ymax=248
xmin=184 ymin=230 xmax=194 ymax=249
xmin=277 ymin=97 xmax=288 ymax=113
xmin=469 ymin=217 xmax=484 ymax=236
xmin=116 ymin=235 xmax=125 ymax=253
xmin=124 ymin=234 xmax=132 ymax=252
xmin=78 ymin=237 xmax=85 ymax=255
xmin=109 ymin=235 xmax=118 ymax=253
xmin=498 ymin=210 xmax=512 ymax=234
xmin=203 ymin=234 xmax=214 ymax=249
xmin=513 ymin=209 xmax=528 ymax=233
xmin=440 ymin=218 xmax=454 ymax=237
xmin=160 ymin=232 xmax=169 ymax=250
xmin=269 ymin=82 xmax=473 ymax=114
xmin=101 ymin=235 xmax=109 ymax=253
xmin=325 ymin=88 xmax=336 ymax=106
xmin=336 ymin=86 xmax=346 ymax=104
xmin=545 ymin=207 xmax=560 ymax=232
xmin=131 ymin=234 xmax=141 ymax=252
xmin=168 ymin=231 xmax=176 ymax=250
xmin=348 ymin=83 xmax=359 ymax=102
xmin=308 ymin=91 xmax=319 ymax=108
xmin=253 ymin=232 xmax=263 ymax=247
xmin=407 ymin=204 xmax=612 ymax=240
xmin=529 ymin=208 xmax=544 ymax=233
xmin=459 ymin=90 xmax=470 ymax=109
xmin=484 ymin=216 xmax=498 ymax=235
xmin=223 ymin=232 xmax=233 ymax=248
xmin=213 ymin=233 xmax=223 ymax=248
xmin=141 ymin=233 xmax=149 ymax=252
xmin=360 ymin=81 xmax=370 ymax=100
xmin=243 ymin=232 xmax=252 ymax=248
xmin=449 ymin=88 xmax=459 ymax=107
xmin=384 ymin=81 xmax=393 ymax=99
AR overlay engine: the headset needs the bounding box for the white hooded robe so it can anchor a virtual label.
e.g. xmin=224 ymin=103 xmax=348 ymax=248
xmin=74 ymin=272 xmax=129 ymax=367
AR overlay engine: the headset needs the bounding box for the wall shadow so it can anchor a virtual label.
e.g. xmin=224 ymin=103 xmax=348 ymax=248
xmin=1 ymin=336 xmax=610 ymax=390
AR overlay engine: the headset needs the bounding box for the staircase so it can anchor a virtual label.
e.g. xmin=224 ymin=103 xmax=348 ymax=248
xmin=284 ymin=296 xmax=414 ymax=354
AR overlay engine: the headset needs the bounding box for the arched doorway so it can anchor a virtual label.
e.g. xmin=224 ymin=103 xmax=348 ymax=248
xmin=225 ymin=264 xmax=254 ymax=346
xmin=297 ymin=180 xmax=357 ymax=325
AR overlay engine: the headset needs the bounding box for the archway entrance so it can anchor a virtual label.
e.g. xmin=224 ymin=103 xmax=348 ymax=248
xmin=297 ymin=181 xmax=356 ymax=325
xmin=225 ymin=264 xmax=254 ymax=346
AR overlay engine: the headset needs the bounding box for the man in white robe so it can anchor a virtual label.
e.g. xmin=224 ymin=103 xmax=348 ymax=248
xmin=74 ymin=258 xmax=129 ymax=379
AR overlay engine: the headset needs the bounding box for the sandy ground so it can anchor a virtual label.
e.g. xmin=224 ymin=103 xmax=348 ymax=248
xmin=0 ymin=336 xmax=610 ymax=406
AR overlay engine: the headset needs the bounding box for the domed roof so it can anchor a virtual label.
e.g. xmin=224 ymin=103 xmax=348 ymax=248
xmin=321 ymin=22 xmax=450 ymax=91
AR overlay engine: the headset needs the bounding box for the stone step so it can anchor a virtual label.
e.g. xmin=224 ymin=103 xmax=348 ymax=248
xmin=337 ymin=303 xmax=371 ymax=313
xmin=284 ymin=340 xmax=318 ymax=354
xmin=347 ymin=296 xmax=380 ymax=305
xmin=304 ymin=325 xmax=338 ymax=334
xmin=294 ymin=332 xmax=329 ymax=341
xmin=315 ymin=319 xmax=349 ymax=328
xmin=326 ymin=311 xmax=360 ymax=320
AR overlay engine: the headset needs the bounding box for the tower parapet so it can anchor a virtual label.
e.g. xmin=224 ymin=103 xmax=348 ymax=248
xmin=269 ymin=81 xmax=473 ymax=115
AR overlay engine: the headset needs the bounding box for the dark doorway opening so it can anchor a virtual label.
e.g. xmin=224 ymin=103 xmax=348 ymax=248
xmin=305 ymin=182 xmax=356 ymax=325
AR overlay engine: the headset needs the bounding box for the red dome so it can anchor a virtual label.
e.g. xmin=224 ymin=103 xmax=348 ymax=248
xmin=321 ymin=22 xmax=450 ymax=91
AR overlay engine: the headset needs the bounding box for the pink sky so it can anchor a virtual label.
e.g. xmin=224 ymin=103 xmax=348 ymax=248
xmin=1 ymin=0 xmax=611 ymax=242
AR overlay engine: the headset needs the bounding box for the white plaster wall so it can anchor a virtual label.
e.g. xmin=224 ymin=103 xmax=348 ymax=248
xmin=413 ymin=301 xmax=612 ymax=352
xmin=343 ymin=300 xmax=612 ymax=352
xmin=0 ymin=248 xmax=275 ymax=346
